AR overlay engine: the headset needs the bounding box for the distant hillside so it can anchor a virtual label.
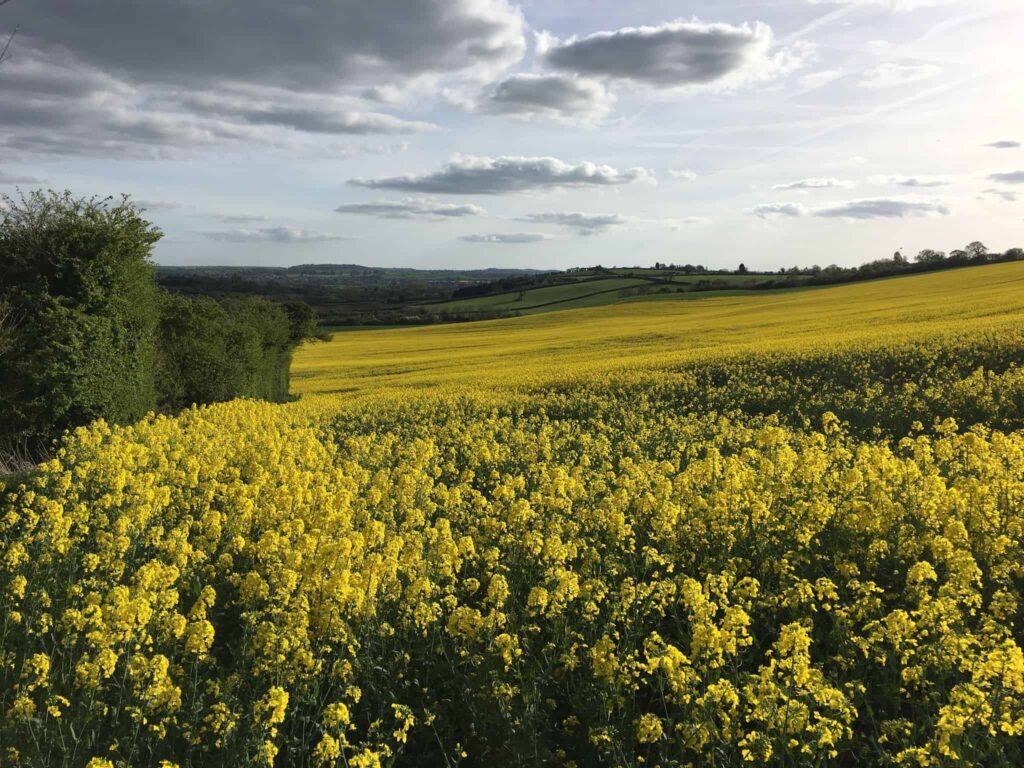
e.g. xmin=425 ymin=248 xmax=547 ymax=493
xmin=157 ymin=263 xmax=551 ymax=325
xmin=158 ymin=243 xmax=1024 ymax=327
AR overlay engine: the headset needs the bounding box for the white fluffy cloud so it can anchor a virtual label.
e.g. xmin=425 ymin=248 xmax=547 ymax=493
xmin=350 ymin=155 xmax=653 ymax=195
xmin=538 ymin=19 xmax=807 ymax=91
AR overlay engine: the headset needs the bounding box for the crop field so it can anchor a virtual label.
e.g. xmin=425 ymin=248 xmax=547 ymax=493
xmin=421 ymin=269 xmax=774 ymax=316
xmin=3 ymin=262 xmax=1024 ymax=767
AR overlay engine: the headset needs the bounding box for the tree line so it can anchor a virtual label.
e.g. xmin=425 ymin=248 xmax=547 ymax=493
xmin=0 ymin=191 xmax=319 ymax=463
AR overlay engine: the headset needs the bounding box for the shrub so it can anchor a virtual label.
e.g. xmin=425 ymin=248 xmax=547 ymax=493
xmin=155 ymin=294 xmax=295 ymax=411
xmin=0 ymin=191 xmax=161 ymax=451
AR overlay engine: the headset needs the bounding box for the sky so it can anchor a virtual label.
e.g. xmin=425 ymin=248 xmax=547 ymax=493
xmin=1 ymin=0 xmax=1022 ymax=271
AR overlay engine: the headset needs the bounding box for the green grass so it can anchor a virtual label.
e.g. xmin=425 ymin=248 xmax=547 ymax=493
xmin=422 ymin=270 xmax=783 ymax=317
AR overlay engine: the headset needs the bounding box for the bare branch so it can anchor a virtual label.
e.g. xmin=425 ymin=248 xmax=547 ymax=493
xmin=0 ymin=0 xmax=15 ymax=66
xmin=0 ymin=27 xmax=15 ymax=65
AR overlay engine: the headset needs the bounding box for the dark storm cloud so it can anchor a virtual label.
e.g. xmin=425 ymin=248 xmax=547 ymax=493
xmin=538 ymin=19 xmax=799 ymax=89
xmin=350 ymin=155 xmax=652 ymax=195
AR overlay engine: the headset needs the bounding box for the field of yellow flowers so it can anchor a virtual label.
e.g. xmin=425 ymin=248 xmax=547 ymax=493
xmin=3 ymin=262 xmax=1024 ymax=767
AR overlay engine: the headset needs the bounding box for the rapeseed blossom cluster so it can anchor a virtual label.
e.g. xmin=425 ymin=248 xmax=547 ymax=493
xmin=3 ymin=266 xmax=1024 ymax=767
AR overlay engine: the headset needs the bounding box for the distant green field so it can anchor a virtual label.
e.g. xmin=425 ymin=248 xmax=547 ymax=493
xmin=422 ymin=269 xmax=776 ymax=316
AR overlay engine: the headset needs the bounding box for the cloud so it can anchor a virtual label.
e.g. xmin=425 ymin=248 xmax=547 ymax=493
xmin=813 ymin=197 xmax=949 ymax=219
xmin=1 ymin=1 xmax=523 ymax=157
xmin=0 ymin=171 xmax=47 ymax=184
xmin=334 ymin=198 xmax=484 ymax=220
xmin=172 ymin=92 xmax=439 ymax=135
xmin=669 ymin=169 xmax=698 ymax=181
xmin=134 ymin=200 xmax=185 ymax=211
xmin=869 ymin=175 xmax=951 ymax=187
xmin=859 ymin=62 xmax=941 ymax=88
xmin=214 ymin=214 xmax=271 ymax=224
xmin=806 ymin=0 xmax=959 ymax=9
xmin=517 ymin=212 xmax=625 ymax=236
xmin=479 ymin=74 xmax=614 ymax=122
xmin=0 ymin=49 xmax=433 ymax=157
xmin=350 ymin=154 xmax=652 ymax=195
xmin=459 ymin=232 xmax=554 ymax=244
xmin=773 ymin=178 xmax=855 ymax=191
xmin=749 ymin=197 xmax=949 ymax=220
xmin=11 ymin=1 xmax=526 ymax=90
xmin=748 ymin=202 xmax=809 ymax=219
xmin=538 ymin=19 xmax=806 ymax=91
xmin=989 ymin=171 xmax=1024 ymax=184
xmin=986 ymin=140 xmax=1021 ymax=149
xmin=669 ymin=217 xmax=712 ymax=229
xmin=980 ymin=188 xmax=1018 ymax=203
xmin=201 ymin=227 xmax=349 ymax=243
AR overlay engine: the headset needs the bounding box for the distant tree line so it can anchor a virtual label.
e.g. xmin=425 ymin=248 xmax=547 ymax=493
xmin=751 ymin=241 xmax=1024 ymax=290
xmin=0 ymin=191 xmax=320 ymax=460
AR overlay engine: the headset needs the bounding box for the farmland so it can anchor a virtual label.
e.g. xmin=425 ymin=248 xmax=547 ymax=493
xmin=3 ymin=262 xmax=1024 ymax=767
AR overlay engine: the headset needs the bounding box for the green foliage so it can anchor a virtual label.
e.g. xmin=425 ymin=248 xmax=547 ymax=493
xmin=155 ymin=294 xmax=296 ymax=411
xmin=0 ymin=191 xmax=162 ymax=450
xmin=281 ymin=300 xmax=318 ymax=343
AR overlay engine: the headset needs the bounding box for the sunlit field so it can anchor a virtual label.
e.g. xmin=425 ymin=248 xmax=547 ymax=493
xmin=4 ymin=263 xmax=1024 ymax=767
xmin=293 ymin=261 xmax=1024 ymax=396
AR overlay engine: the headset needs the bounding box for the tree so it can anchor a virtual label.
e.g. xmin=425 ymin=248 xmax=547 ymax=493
xmin=893 ymin=251 xmax=906 ymax=264
xmin=1005 ymin=247 xmax=1024 ymax=261
xmin=737 ymin=263 xmax=748 ymax=274
xmin=0 ymin=0 xmax=16 ymax=67
xmin=0 ymin=191 xmax=163 ymax=450
xmin=156 ymin=294 xmax=296 ymax=411
xmin=282 ymin=300 xmax=318 ymax=342
xmin=965 ymin=241 xmax=989 ymax=262
xmin=915 ymin=249 xmax=946 ymax=264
